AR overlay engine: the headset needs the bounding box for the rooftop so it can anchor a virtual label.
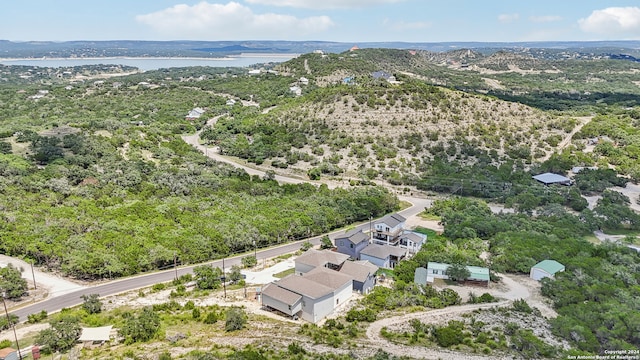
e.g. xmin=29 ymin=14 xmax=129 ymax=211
xmin=339 ymin=260 xmax=378 ymax=282
xmin=262 ymin=282 xmax=302 ymax=306
xmin=532 ymin=172 xmax=571 ymax=185
xmin=375 ymin=213 xmax=406 ymax=228
xmin=305 ymin=266 xmax=353 ymax=290
xmin=295 ymin=249 xmax=349 ymax=268
xmin=335 ymin=229 xmax=369 ymax=244
xmin=276 ymin=274 xmax=334 ymax=300
xmin=361 ymin=244 xmax=407 ymax=259
xmin=532 ymin=260 xmax=565 ymax=274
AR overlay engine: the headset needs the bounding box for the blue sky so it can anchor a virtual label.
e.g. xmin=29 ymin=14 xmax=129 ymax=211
xmin=2 ymin=0 xmax=640 ymax=42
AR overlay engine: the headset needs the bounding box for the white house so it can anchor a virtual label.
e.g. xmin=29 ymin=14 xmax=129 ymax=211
xmin=262 ymin=267 xmax=353 ymax=323
xmin=186 ymin=107 xmax=205 ymax=120
xmin=373 ymin=213 xmax=406 ymax=245
xmin=425 ymin=262 xmax=490 ymax=286
xmin=530 ymin=260 xmax=565 ymax=281
xmin=398 ymin=230 xmax=427 ymax=253
xmin=294 ymin=249 xmax=349 ymax=275
xmin=360 ymin=244 xmax=407 ymax=269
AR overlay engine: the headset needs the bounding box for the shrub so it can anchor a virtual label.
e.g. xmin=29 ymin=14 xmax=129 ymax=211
xmin=345 ymin=308 xmax=376 ymax=322
xmin=27 ymin=310 xmax=48 ymax=324
xmin=203 ymin=312 xmax=220 ymax=324
xmin=225 ymin=307 xmax=247 ymax=331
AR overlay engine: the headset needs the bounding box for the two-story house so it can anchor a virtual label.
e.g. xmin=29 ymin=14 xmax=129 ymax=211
xmin=335 ymin=229 xmax=369 ymax=260
xmin=372 ymin=213 xmax=406 ymax=246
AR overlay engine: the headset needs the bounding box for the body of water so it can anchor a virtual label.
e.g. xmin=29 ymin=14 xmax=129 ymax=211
xmin=0 ymin=54 xmax=299 ymax=71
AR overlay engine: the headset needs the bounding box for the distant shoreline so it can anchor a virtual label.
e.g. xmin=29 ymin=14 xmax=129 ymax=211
xmin=0 ymin=53 xmax=300 ymax=62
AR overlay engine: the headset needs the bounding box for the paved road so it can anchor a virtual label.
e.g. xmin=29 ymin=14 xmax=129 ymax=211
xmin=12 ymin=195 xmax=430 ymax=321
xmin=11 ymin=119 xmax=433 ymax=321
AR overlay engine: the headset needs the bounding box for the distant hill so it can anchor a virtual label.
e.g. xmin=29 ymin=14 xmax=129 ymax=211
xmin=2 ymin=39 xmax=640 ymax=59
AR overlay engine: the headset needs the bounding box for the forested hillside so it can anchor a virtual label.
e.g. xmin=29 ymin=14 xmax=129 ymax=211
xmin=0 ymin=65 xmax=397 ymax=279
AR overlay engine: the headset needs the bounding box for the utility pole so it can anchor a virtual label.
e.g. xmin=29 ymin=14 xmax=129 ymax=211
xmin=253 ymin=239 xmax=257 ymax=260
xmin=2 ymin=292 xmax=21 ymax=359
xmin=30 ymin=260 xmax=37 ymax=290
xmin=369 ymin=214 xmax=373 ymax=242
xmin=173 ymin=252 xmax=178 ymax=281
xmin=222 ymin=258 xmax=226 ymax=299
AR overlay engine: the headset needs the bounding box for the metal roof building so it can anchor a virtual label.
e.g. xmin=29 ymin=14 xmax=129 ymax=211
xmin=532 ymin=173 xmax=572 ymax=186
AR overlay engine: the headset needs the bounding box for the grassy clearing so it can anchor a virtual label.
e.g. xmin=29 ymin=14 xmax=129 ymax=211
xmin=273 ymin=268 xmax=295 ymax=279
xmin=418 ymin=211 xmax=441 ymax=221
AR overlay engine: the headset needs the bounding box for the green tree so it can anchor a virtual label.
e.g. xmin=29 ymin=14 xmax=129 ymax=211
xmin=445 ymin=263 xmax=470 ymax=282
xmin=320 ymin=235 xmax=334 ymax=249
xmin=241 ymin=256 xmax=257 ymax=268
xmin=225 ymin=307 xmax=247 ymax=331
xmin=0 ymin=141 xmax=11 ymax=154
xmin=36 ymin=315 xmax=82 ymax=353
xmin=193 ymin=265 xmax=223 ymax=290
xmin=300 ymin=241 xmax=313 ymax=251
xmin=0 ymin=263 xmax=27 ymax=300
xmin=81 ymin=294 xmax=103 ymax=314
xmin=119 ymin=307 xmax=161 ymax=344
xmin=228 ymin=265 xmax=243 ymax=283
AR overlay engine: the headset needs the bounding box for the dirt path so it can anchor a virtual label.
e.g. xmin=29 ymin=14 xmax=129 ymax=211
xmin=0 ymin=255 xmax=87 ymax=300
xmin=540 ymin=116 xmax=592 ymax=162
xmin=363 ymin=274 xmax=553 ymax=360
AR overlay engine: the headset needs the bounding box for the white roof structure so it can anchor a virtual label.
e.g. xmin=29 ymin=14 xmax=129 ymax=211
xmin=79 ymin=326 xmax=113 ymax=342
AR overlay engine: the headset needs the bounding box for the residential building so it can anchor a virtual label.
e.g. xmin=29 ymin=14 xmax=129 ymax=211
xmin=398 ymin=230 xmax=427 ymax=253
xmin=372 ymin=213 xmax=406 ymax=246
xmin=295 ymin=249 xmax=349 ymax=275
xmin=338 ymin=260 xmax=378 ymax=294
xmin=185 ymin=107 xmax=205 ymax=120
xmin=335 ymin=229 xmax=369 ymax=260
xmin=261 ymin=267 xmax=353 ymax=323
xmin=424 ymin=262 xmax=490 ymax=286
xmin=530 ymin=260 xmax=565 ymax=281
xmin=360 ymin=244 xmax=407 ymax=269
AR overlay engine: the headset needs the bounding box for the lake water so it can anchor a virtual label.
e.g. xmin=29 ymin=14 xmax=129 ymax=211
xmin=0 ymin=54 xmax=299 ymax=71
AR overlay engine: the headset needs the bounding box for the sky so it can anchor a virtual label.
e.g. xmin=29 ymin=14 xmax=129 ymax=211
xmin=2 ymin=0 xmax=640 ymax=43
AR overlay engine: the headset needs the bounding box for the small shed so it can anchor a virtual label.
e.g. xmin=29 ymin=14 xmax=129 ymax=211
xmin=530 ymin=260 xmax=565 ymax=281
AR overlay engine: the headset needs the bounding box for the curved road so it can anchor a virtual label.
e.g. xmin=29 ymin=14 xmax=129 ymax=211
xmin=11 ymin=125 xmax=432 ymax=321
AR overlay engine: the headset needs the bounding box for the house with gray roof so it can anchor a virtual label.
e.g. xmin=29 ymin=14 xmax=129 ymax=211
xmin=295 ymin=249 xmax=349 ymax=275
xmin=261 ymin=267 xmax=353 ymax=323
xmin=530 ymin=260 xmax=565 ymax=281
xmin=398 ymin=230 xmax=427 ymax=253
xmin=339 ymin=260 xmax=378 ymax=294
xmin=373 ymin=213 xmax=406 ymax=246
xmin=335 ymin=229 xmax=370 ymax=260
xmin=360 ymin=244 xmax=407 ymax=269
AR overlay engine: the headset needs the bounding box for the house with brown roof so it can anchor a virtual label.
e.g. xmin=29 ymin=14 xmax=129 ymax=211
xmin=338 ymin=260 xmax=378 ymax=294
xmin=360 ymin=244 xmax=407 ymax=269
xmin=294 ymin=249 xmax=349 ymax=275
xmin=261 ymin=267 xmax=353 ymax=323
xmin=0 ymin=348 xmax=17 ymax=360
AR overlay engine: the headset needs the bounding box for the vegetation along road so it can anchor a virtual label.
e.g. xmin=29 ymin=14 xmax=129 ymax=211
xmin=11 ymin=126 xmax=432 ymax=321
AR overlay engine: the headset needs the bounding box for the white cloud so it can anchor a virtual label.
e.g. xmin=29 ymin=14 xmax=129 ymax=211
xmin=529 ymin=15 xmax=562 ymax=23
xmin=383 ymin=18 xmax=431 ymax=31
xmin=579 ymin=7 xmax=640 ymax=36
xmin=136 ymin=1 xmax=333 ymax=40
xmin=245 ymin=0 xmax=405 ymax=9
xmin=498 ymin=13 xmax=520 ymax=23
